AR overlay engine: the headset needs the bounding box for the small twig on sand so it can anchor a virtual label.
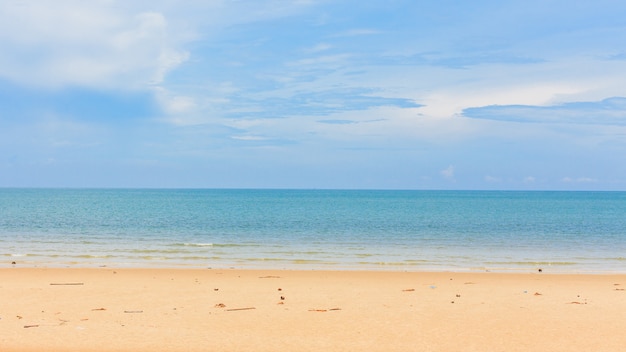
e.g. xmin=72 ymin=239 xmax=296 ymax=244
xmin=226 ymin=307 xmax=255 ymax=311
xmin=309 ymin=308 xmax=341 ymax=312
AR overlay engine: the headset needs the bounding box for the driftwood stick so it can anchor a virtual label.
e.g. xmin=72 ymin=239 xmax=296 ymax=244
xmin=226 ymin=307 xmax=256 ymax=311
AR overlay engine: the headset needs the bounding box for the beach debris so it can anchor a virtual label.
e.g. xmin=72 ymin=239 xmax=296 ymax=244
xmin=429 ymin=285 xmax=436 ymax=289
xmin=567 ymin=301 xmax=586 ymax=305
xmin=280 ymin=296 xmax=285 ymax=300
xmin=534 ymin=292 xmax=542 ymax=296
xmin=214 ymin=288 xmax=219 ymax=291
xmin=538 ymin=268 xmax=543 ymax=273
xmin=123 ymin=310 xmax=143 ymax=313
xmin=259 ymin=276 xmax=281 ymax=279
xmin=215 ymin=303 xmax=226 ymax=308
xmin=17 ymin=315 xmax=23 ymax=319
xmin=50 ymin=283 xmax=84 ymax=286
xmin=91 ymin=308 xmax=107 ymax=311
xmin=23 ymin=324 xmax=39 ymax=328
xmin=11 ymin=261 xmax=16 ymax=265
xmin=402 ymin=289 xmax=415 ymax=292
xmin=309 ymin=308 xmax=341 ymax=312
xmin=226 ymin=307 xmax=256 ymax=311
xmin=278 ymin=288 xmax=282 ymax=291
xmin=456 ymin=294 xmax=461 ymax=298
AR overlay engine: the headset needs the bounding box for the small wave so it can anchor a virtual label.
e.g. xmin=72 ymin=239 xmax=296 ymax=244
xmin=358 ymin=261 xmax=414 ymax=266
xmin=292 ymin=259 xmax=331 ymax=264
xmin=129 ymin=249 xmax=188 ymax=254
xmin=179 ymin=256 xmax=211 ymax=261
xmin=485 ymin=261 xmax=578 ymax=266
xmin=182 ymin=243 xmax=214 ymax=247
xmin=70 ymin=254 xmax=116 ymax=259
xmin=171 ymin=242 xmax=259 ymax=248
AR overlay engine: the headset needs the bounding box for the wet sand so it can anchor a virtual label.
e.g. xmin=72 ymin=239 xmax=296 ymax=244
xmin=1 ymin=268 xmax=625 ymax=351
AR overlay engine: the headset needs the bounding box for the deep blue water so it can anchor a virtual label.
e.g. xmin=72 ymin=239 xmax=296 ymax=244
xmin=1 ymin=189 xmax=625 ymax=272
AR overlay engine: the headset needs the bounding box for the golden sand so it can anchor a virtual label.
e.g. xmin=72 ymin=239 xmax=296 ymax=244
xmin=1 ymin=268 xmax=625 ymax=351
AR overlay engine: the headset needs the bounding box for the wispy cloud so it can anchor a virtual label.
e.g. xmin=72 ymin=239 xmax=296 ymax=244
xmin=463 ymin=97 xmax=626 ymax=125
xmin=219 ymin=88 xmax=422 ymax=120
xmin=317 ymin=119 xmax=357 ymax=125
xmin=379 ymin=52 xmax=545 ymax=69
xmin=332 ymin=28 xmax=382 ymax=37
xmin=561 ymin=177 xmax=597 ymax=183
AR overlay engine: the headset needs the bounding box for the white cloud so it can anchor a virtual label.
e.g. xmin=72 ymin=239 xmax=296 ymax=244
xmin=159 ymin=94 xmax=196 ymax=115
xmin=485 ymin=175 xmax=501 ymax=183
xmin=440 ymin=165 xmax=455 ymax=181
xmin=561 ymin=177 xmax=597 ymax=183
xmin=0 ymin=1 xmax=188 ymax=90
xmin=523 ymin=176 xmax=536 ymax=183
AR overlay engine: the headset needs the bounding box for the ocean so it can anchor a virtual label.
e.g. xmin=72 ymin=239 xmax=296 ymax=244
xmin=1 ymin=189 xmax=625 ymax=273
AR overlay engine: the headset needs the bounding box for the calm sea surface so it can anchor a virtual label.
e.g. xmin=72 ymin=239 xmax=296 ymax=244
xmin=1 ymin=189 xmax=625 ymax=273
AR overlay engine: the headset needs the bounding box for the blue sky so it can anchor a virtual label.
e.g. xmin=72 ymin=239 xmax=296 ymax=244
xmin=1 ymin=0 xmax=626 ymax=189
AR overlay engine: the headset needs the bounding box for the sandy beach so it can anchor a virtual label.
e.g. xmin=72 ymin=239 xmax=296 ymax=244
xmin=1 ymin=268 xmax=625 ymax=351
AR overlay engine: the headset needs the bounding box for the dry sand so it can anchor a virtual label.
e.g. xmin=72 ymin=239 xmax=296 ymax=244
xmin=1 ymin=268 xmax=625 ymax=351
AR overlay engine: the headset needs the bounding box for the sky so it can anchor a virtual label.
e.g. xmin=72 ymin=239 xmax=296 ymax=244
xmin=1 ymin=0 xmax=626 ymax=190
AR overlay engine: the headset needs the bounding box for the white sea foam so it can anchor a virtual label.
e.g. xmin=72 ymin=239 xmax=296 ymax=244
xmin=182 ymin=243 xmax=214 ymax=247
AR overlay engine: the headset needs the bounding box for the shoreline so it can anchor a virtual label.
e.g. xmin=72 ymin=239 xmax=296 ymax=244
xmin=5 ymin=258 xmax=626 ymax=275
xmin=1 ymin=267 xmax=625 ymax=351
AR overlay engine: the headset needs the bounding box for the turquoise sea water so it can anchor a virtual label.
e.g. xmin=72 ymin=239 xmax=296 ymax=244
xmin=1 ymin=189 xmax=625 ymax=273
